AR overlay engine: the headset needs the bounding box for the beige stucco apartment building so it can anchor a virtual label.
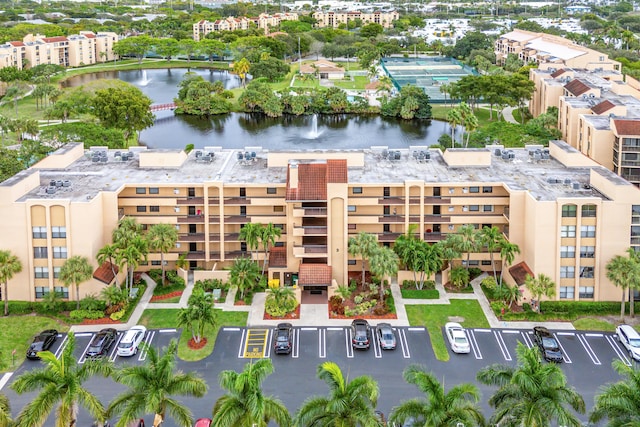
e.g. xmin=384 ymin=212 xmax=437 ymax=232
xmin=312 ymin=10 xmax=399 ymax=29
xmin=193 ymin=13 xmax=298 ymax=40
xmin=1 ymin=142 xmax=639 ymax=305
xmin=0 ymin=31 xmax=118 ymax=70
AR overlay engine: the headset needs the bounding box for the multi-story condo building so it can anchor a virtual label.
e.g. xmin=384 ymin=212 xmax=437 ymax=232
xmin=312 ymin=10 xmax=399 ymax=29
xmin=1 ymin=142 xmax=639 ymax=305
xmin=495 ymin=29 xmax=620 ymax=71
xmin=193 ymin=13 xmax=298 ymax=40
xmin=0 ymin=31 xmax=118 ymax=70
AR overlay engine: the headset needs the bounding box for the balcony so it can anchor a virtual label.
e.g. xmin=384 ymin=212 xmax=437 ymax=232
xmin=185 ymin=251 xmax=205 ymax=260
xmin=176 ymin=197 xmax=204 ymax=205
xmin=178 ymin=233 xmax=205 ymax=242
xmin=224 ymin=215 xmax=251 ymax=224
xmin=424 ymin=196 xmax=451 ymax=204
xmin=378 ymin=197 xmax=404 ymax=205
xmin=177 ymin=215 xmax=204 ymax=224
xmin=621 ymin=145 xmax=640 ymax=152
xmin=208 ymin=198 xmax=220 ymax=205
xmin=224 ymin=197 xmax=250 ymax=205
xmin=293 ymin=226 xmax=327 ymax=236
xmin=378 ymin=232 xmax=402 ymax=242
xmin=225 ymin=251 xmax=248 ymax=260
xmin=293 ymin=245 xmax=328 ymax=257
xmin=378 ymin=214 xmax=404 ymax=223
xmin=424 ymin=232 xmax=446 ymax=242
xmin=293 ymin=207 xmax=327 ymax=217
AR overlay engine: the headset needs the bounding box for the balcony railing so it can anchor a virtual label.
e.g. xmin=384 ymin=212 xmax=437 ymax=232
xmin=424 ymin=232 xmax=446 ymax=241
xmin=185 ymin=251 xmax=205 ymax=260
xmin=176 ymin=197 xmax=204 ymax=205
xmin=178 ymin=233 xmax=205 ymax=242
xmin=224 ymin=215 xmax=251 ymax=224
xmin=293 ymin=207 xmax=327 ymax=217
xmin=377 ymin=197 xmax=404 ymax=205
xmin=378 ymin=232 xmax=402 ymax=242
xmin=294 ymin=226 xmax=328 ymax=236
xmin=224 ymin=197 xmax=250 ymax=205
xmin=177 ymin=215 xmax=204 ymax=224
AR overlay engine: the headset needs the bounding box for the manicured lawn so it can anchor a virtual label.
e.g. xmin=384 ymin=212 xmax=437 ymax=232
xmin=401 ymin=289 xmax=440 ymax=299
xmin=138 ymin=309 xmax=248 ymax=361
xmin=0 ymin=315 xmax=69 ymax=372
xmin=406 ymin=300 xmax=489 ymax=362
xmin=333 ymin=76 xmax=369 ymax=90
xmin=573 ymin=317 xmax=617 ymax=332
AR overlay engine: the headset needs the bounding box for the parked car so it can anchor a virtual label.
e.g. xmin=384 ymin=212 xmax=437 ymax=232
xmin=194 ymin=419 xmax=211 ymax=427
xmin=26 ymin=329 xmax=58 ymax=360
xmin=86 ymin=328 xmax=118 ymax=358
xmin=444 ymin=322 xmax=470 ymax=354
xmin=351 ymin=319 xmax=371 ymax=350
xmin=117 ymin=325 xmax=147 ymax=357
xmin=376 ymin=323 xmax=396 ymax=350
xmin=274 ymin=323 xmax=293 ymax=355
xmin=532 ymin=326 xmax=563 ymax=362
xmin=616 ymin=324 xmax=640 ymax=361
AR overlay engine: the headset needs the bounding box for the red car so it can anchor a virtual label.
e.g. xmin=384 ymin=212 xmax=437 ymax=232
xmin=194 ymin=419 xmax=212 ymax=427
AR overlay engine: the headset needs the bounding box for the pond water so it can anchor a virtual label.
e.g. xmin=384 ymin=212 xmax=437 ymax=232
xmin=63 ymin=68 xmax=455 ymax=150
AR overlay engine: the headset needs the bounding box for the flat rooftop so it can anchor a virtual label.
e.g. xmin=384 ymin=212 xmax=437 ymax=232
xmin=10 ymin=143 xmax=614 ymax=203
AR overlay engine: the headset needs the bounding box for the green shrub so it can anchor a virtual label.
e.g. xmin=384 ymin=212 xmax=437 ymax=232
xmin=7 ymin=301 xmax=33 ymax=315
xmin=148 ymin=268 xmax=162 ymax=283
xmin=354 ymin=295 xmax=364 ymax=304
xmin=69 ymin=310 xmax=104 ymax=320
xmin=80 ymin=294 xmax=106 ymax=311
xmin=195 ymin=278 xmax=226 ymax=292
xmin=265 ymin=297 xmax=297 ymax=317
xmin=110 ymin=309 xmax=125 ymax=321
xmin=540 ymin=301 xmax=624 ymax=315
xmin=481 ymin=276 xmax=497 ymax=290
xmin=468 ymin=267 xmax=483 ymax=279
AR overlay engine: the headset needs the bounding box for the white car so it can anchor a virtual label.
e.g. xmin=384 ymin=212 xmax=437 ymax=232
xmin=117 ymin=325 xmax=147 ymax=357
xmin=445 ymin=322 xmax=470 ymax=354
xmin=616 ymin=324 xmax=640 ymax=361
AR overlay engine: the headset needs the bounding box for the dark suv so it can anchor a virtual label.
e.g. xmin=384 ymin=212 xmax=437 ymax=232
xmin=351 ymin=319 xmax=371 ymax=350
xmin=86 ymin=328 xmax=117 ymax=358
xmin=274 ymin=323 xmax=293 ymax=355
xmin=532 ymin=326 xmax=563 ymax=362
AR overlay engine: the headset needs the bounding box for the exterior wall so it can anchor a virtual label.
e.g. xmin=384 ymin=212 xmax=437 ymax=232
xmin=312 ymin=11 xmax=399 ymax=29
xmin=582 ymin=121 xmax=614 ymax=170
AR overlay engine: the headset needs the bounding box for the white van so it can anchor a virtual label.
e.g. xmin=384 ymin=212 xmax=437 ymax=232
xmin=616 ymin=324 xmax=640 ymax=361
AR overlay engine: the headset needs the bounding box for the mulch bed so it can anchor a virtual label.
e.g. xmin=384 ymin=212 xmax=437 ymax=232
xmin=235 ymin=300 xmax=248 ymax=306
xmin=81 ymin=317 xmax=121 ymax=325
xmin=328 ymin=309 xmax=397 ymax=320
xmin=187 ymin=337 xmax=208 ymax=350
xmin=263 ymin=305 xmax=301 ymax=320
xmin=149 ymin=291 xmax=183 ymax=302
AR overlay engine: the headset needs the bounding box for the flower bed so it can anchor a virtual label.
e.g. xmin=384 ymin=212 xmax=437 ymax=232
xmin=187 ymin=337 xmax=208 ymax=350
xmin=264 ymin=304 xmax=300 ymax=320
xmin=328 ymin=307 xmax=397 ymax=320
xmin=81 ymin=317 xmax=122 ymax=325
xmin=150 ymin=290 xmax=183 ymax=302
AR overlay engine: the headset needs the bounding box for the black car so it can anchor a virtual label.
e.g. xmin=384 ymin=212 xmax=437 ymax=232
xmin=86 ymin=328 xmax=117 ymax=358
xmin=532 ymin=326 xmax=563 ymax=362
xmin=351 ymin=319 xmax=371 ymax=350
xmin=26 ymin=329 xmax=58 ymax=360
xmin=274 ymin=323 xmax=293 ymax=355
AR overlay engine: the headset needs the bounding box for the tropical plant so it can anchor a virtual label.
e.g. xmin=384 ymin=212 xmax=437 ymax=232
xmin=0 ymin=393 xmax=11 ymax=427
xmin=239 ymin=222 xmax=262 ymax=261
xmin=625 ymin=248 xmax=640 ymax=318
xmin=116 ymin=235 xmax=148 ymax=294
xmin=294 ymin=361 xmax=381 ymax=427
xmin=335 ymin=284 xmax=352 ymax=302
xmin=479 ymin=226 xmax=503 ymax=281
xmin=606 ymin=252 xmax=640 ymax=321
xmin=348 ymin=232 xmax=379 ymax=288
xmin=59 ymin=255 xmax=93 ymax=310
xmin=258 ymin=222 xmax=281 ymax=275
xmin=108 ymin=339 xmax=207 ymax=427
xmin=476 ymin=343 xmax=585 ymax=427
xmin=228 ymin=257 xmax=260 ymax=300
xmin=394 ymin=226 xmax=443 ymax=290
xmin=265 ymin=286 xmax=298 ymax=317
xmin=441 ymin=234 xmax=462 ymax=270
xmin=11 ymin=333 xmax=113 ymax=427
xmin=457 ymin=225 xmax=479 ymax=270
xmin=449 ymin=266 xmax=470 ymax=289
xmin=0 ymin=249 xmax=22 ymax=316
xmin=100 ymin=284 xmax=128 ymax=309
xmin=147 ymin=223 xmax=178 ymax=286
xmin=524 ymin=273 xmax=556 ymax=313
xmin=176 ymin=287 xmax=217 ymax=344
xmin=369 ymin=246 xmax=399 ymax=300
xmin=96 ymin=243 xmax=119 ymax=286
xmin=589 ymin=359 xmax=640 ymax=426
xmin=233 ymin=57 xmax=251 ymax=87
xmin=212 ymin=358 xmax=291 ymax=427
xmin=389 ymin=364 xmax=484 ymax=427
xmin=499 ymin=240 xmax=521 ymax=285
xmin=446 ymin=108 xmax=463 ymax=147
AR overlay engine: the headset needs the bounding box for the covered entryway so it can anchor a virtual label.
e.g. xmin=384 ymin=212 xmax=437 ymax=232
xmin=298 ymin=264 xmax=331 ymax=304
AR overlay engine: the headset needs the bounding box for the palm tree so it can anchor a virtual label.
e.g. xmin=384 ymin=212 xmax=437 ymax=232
xmin=233 ymin=58 xmax=251 ymax=87
xmin=499 ymin=240 xmax=520 ymax=286
xmin=606 ymin=254 xmax=637 ymax=321
xmin=348 ymin=232 xmax=378 ymax=288
xmin=389 ymin=364 xmax=484 ymax=427
xmin=0 ymin=393 xmax=11 ymax=427
xmin=441 ymin=233 xmax=462 ymax=270
xmin=477 ymin=343 xmax=585 ymax=427
xmin=11 ymin=333 xmax=113 ymax=427
xmin=369 ymin=246 xmax=399 ymax=300
xmin=446 ymin=108 xmax=463 ymax=147
xmin=59 ymin=255 xmax=93 ymax=310
xmin=625 ymin=248 xmax=640 ymax=318
xmin=294 ymin=361 xmax=381 ymax=427
xmin=524 ymin=273 xmax=556 ymax=313
xmin=590 ymin=359 xmax=640 ymax=425
xmin=147 ymin=223 xmax=178 ymax=286
xmin=457 ymin=225 xmax=479 ymax=270
xmin=265 ymin=286 xmax=297 ymax=316
xmin=108 ymin=339 xmax=207 ymax=427
xmin=116 ymin=235 xmax=148 ymax=294
xmin=0 ymin=249 xmax=22 ymax=316
xmin=177 ymin=287 xmax=217 ymax=344
xmin=112 ymin=217 xmax=143 ymax=250
xmin=258 ymin=222 xmax=281 ymax=275
xmin=228 ymin=257 xmax=260 ymax=300
xmin=479 ymin=226 xmax=503 ymax=281
xmin=96 ymin=244 xmax=119 ymax=286
xmin=212 ymin=359 xmax=291 ymax=427
xmin=239 ymin=222 xmax=262 ymax=261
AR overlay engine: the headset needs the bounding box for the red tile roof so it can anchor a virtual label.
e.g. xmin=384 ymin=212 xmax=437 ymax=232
xmin=286 ymin=163 xmax=328 ymax=201
xmin=550 ymin=68 xmax=566 ymax=78
xmin=298 ymin=264 xmax=332 ymax=286
xmin=83 ymin=33 xmax=96 ymax=39
xmin=93 ymin=261 xmax=119 ymax=285
xmin=613 ymin=119 xmax=640 ymax=136
xmin=591 ymin=100 xmax=615 ymax=115
xmin=42 ymin=36 xmax=68 ymax=43
xmin=9 ymin=41 xmax=25 ymax=46
xmin=269 ymin=246 xmax=287 ymax=268
xmin=509 ymin=261 xmax=533 ymax=286
xmin=564 ymin=79 xmax=590 ymax=96
xmin=327 ymin=159 xmax=347 ymax=183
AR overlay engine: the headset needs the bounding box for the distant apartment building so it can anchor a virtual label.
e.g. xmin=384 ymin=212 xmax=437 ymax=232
xmin=0 ymin=31 xmax=118 ymax=70
xmin=193 ymin=13 xmax=298 ymax=40
xmin=312 ymin=10 xmax=399 ymax=29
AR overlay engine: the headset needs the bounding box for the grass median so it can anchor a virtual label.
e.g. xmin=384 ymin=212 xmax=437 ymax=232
xmin=138 ymin=309 xmax=248 ymax=361
xmin=406 ymin=299 xmax=490 ymax=362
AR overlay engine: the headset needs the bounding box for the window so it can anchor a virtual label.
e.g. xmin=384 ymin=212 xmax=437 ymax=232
xmin=136 ymin=206 xmax=147 ymax=213
xmin=35 ymin=286 xmax=50 ymax=298
xmin=141 ymin=224 xmax=148 ymax=231
xmin=352 ymin=187 xmax=363 ymax=194
xmin=481 ymin=260 xmax=492 ymax=266
xmin=559 ymin=286 xmax=575 ymax=299
xmin=582 ymin=205 xmax=596 ymax=217
xmin=34 ymin=247 xmax=48 ymax=259
xmin=561 ymin=225 xmax=576 ymax=238
xmin=448 ymin=225 xmax=455 ymax=230
xmin=348 ymin=224 xmax=356 ymax=230
xmin=273 ymin=206 xmax=284 ymax=212
xmin=53 ymin=286 xmax=69 ymax=298
xmin=51 ymin=226 xmax=66 ymax=238
xmin=581 ymin=225 xmax=596 ymax=238
xmin=560 ymin=246 xmax=575 ymax=258
xmin=53 ymin=267 xmax=61 ymax=278
xmin=483 ymin=205 xmax=494 ymax=212
xmin=267 ymin=187 xmax=277 ymax=194
xmin=274 ymin=224 xmax=284 ymax=230
xmin=482 ymin=186 xmax=493 ymax=193
xmin=32 ymin=226 xmax=47 ymax=239
xmin=348 ymin=260 xmax=357 ymax=265
xmin=580 ymin=246 xmax=595 ymax=258
xmin=580 ymin=266 xmax=594 ymax=278
xmin=469 ymin=205 xmax=479 ymax=212
xmin=150 ymin=206 xmax=160 ymax=213
xmin=560 ymin=266 xmax=575 ymax=278
xmin=53 ymin=247 xmax=67 ymax=259
xmin=149 ymin=187 xmax=159 ymax=194
xmin=469 ymin=186 xmax=479 ymax=193
xmin=579 ymin=286 xmax=594 ymax=298
xmin=562 ymin=205 xmax=577 ymax=217
xmin=136 ymin=187 xmax=146 ymax=194
xmin=34 ymin=267 xmax=49 ymax=279
xmin=151 ymin=260 xmax=162 ymax=266
xmin=347 ymin=205 xmax=356 ymax=212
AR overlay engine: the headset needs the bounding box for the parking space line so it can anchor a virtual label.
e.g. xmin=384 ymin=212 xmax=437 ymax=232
xmin=552 ymin=333 xmax=572 ymax=364
xmin=159 ymin=329 xmax=177 ymax=333
xmin=319 ymin=328 xmax=326 ymax=358
xmin=292 ymin=329 xmax=299 ymax=358
xmin=78 ymin=335 xmax=94 ymax=364
xmin=520 ymin=331 xmax=534 ymax=349
xmin=494 ymin=331 xmax=512 ymax=361
xmin=237 ymin=329 xmax=246 ymax=358
xmin=474 ymin=329 xmax=491 ymax=333
xmin=0 ymin=373 xmax=13 ymax=391
xmin=407 ymin=327 xmax=425 ymax=331
xmin=108 ymin=332 xmax=123 ymax=362
xmin=54 ymin=335 xmax=69 ymax=359
xmin=557 ymin=332 xmax=575 ymax=336
xmin=399 ymin=329 xmax=410 ymax=358
xmin=223 ymin=327 xmax=240 ymax=331
xmin=605 ymin=334 xmax=630 ymax=366
xmin=74 ymin=333 xmax=92 ymax=337
xmin=264 ymin=329 xmax=272 ymax=359
xmin=301 ymin=327 xmax=317 ymax=331
xmin=372 ymin=330 xmax=382 ymax=358
xmin=502 ymin=330 xmax=520 ymax=334
xmin=345 ymin=329 xmax=354 ymax=358
xmin=138 ymin=330 xmax=155 ymax=362
xmin=585 ymin=333 xmax=603 ymax=337
xmin=327 ymin=327 xmax=342 ymax=331
xmin=466 ymin=330 xmax=482 ymax=360
xmin=578 ymin=334 xmax=602 ymax=366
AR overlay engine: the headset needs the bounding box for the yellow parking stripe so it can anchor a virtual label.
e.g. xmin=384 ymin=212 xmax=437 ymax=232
xmin=244 ymin=329 xmax=268 ymax=358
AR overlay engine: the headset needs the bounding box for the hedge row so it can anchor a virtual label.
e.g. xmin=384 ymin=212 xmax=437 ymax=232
xmin=8 ymin=300 xmax=77 ymax=315
xmin=539 ymin=301 xmax=628 ymax=315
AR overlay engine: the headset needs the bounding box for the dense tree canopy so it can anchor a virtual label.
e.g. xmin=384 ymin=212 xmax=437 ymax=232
xmin=90 ymin=85 xmax=154 ymax=141
xmin=381 ymin=85 xmax=432 ymax=120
